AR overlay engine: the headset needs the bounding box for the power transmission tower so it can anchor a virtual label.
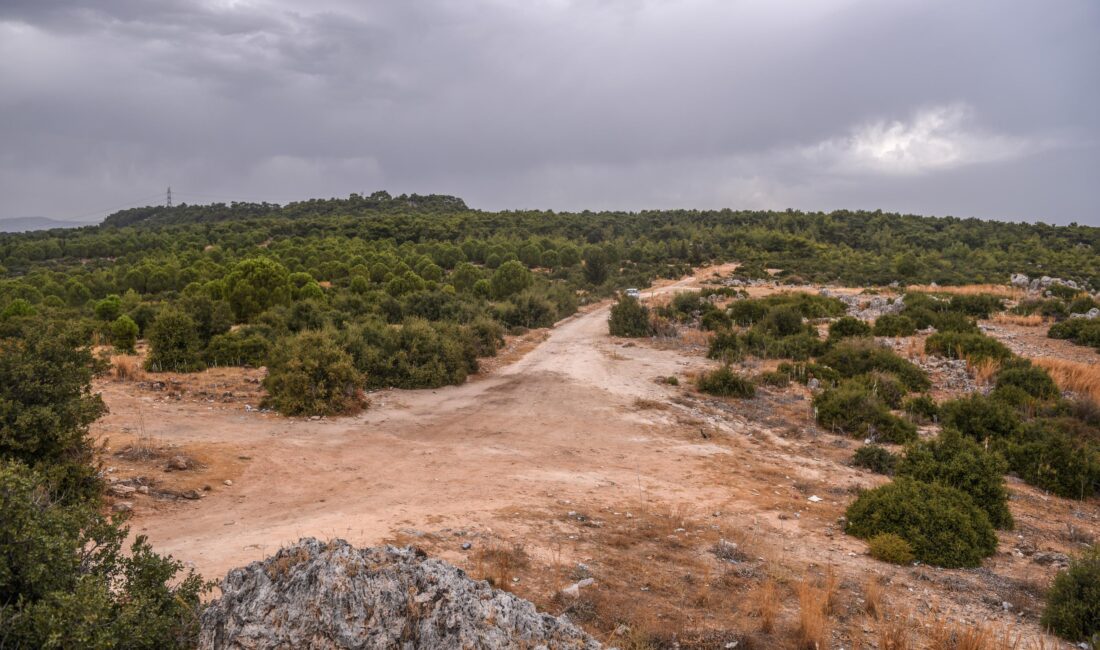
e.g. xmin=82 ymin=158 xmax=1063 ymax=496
xmin=166 ymin=186 xmax=173 ymax=208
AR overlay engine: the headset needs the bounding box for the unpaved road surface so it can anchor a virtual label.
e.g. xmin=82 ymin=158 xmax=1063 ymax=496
xmin=98 ymin=268 xmax=733 ymax=579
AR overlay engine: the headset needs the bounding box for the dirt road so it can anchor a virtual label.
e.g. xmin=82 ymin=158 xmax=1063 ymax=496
xmin=99 ymin=268 xmax=734 ymax=579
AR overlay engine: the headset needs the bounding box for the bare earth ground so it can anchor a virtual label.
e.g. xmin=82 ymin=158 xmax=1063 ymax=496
xmin=94 ymin=268 xmax=1098 ymax=648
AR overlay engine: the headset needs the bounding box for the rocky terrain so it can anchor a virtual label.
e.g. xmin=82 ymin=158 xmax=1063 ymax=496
xmin=199 ymin=538 xmax=601 ymax=650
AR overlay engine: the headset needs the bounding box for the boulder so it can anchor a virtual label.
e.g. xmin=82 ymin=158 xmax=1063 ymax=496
xmin=199 ymin=538 xmax=602 ymax=650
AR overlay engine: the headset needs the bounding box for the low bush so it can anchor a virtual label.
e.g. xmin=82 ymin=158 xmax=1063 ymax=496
xmin=740 ymin=329 xmax=826 ymax=361
xmin=860 ymin=371 xmax=908 ymax=408
xmin=813 ymin=381 xmax=917 ymax=443
xmin=205 ymin=331 xmax=270 ymax=367
xmin=700 ymin=309 xmax=732 ymax=331
xmin=867 ymin=533 xmax=914 ymax=565
xmin=608 ymin=295 xmax=653 ymax=337
xmin=903 ymin=394 xmax=938 ymax=423
xmin=1041 ymin=546 xmax=1100 ymax=641
xmin=816 ymin=338 xmax=930 ymax=391
xmin=852 ymin=445 xmax=898 ymax=475
xmin=896 ymin=429 xmax=1013 ymax=529
xmin=696 ymin=366 xmax=755 ymax=398
xmin=940 ymin=394 xmax=1022 ymax=441
xmin=707 ymin=329 xmax=743 ymax=362
xmin=948 ymin=293 xmax=1004 ymax=318
xmin=262 ymin=331 xmax=365 ymax=416
xmin=931 ymin=311 xmax=981 ymax=334
xmin=778 ymin=361 xmax=841 ymax=386
xmin=845 ymin=478 xmax=997 ymax=568
xmin=829 ymin=316 xmax=872 ymax=341
xmin=998 ymin=419 xmax=1100 ymax=499
xmin=1067 ymin=295 xmax=1099 ymax=315
xmin=872 ymin=314 xmax=916 ymax=337
xmin=925 ymin=331 xmax=1012 ymax=362
xmin=757 ymin=370 xmax=791 ymax=388
xmin=145 ymin=308 xmax=206 ymax=373
xmin=1049 ymin=318 xmax=1100 ymax=350
xmin=995 ymin=361 xmax=1059 ymax=400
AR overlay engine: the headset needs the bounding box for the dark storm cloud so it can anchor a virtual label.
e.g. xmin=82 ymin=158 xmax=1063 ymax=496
xmin=1 ymin=0 xmax=1097 ymax=224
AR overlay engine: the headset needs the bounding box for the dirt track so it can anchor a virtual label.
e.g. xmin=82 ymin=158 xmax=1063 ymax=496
xmin=99 ymin=268 xmax=734 ymax=579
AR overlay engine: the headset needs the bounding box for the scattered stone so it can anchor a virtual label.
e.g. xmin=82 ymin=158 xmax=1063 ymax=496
xmin=109 ymin=484 xmax=136 ymax=497
xmin=1070 ymin=307 xmax=1100 ymax=320
xmin=561 ymin=578 xmax=596 ymax=598
xmin=223 ymin=479 xmax=233 ymax=486
xmin=167 ymin=455 xmax=191 ymax=471
xmin=136 ymin=485 xmax=150 ymax=495
xmin=1032 ymin=551 xmax=1070 ymax=568
xmin=461 ymin=542 xmax=472 ymax=550
xmin=112 ymin=501 xmax=133 ymax=513
xmin=181 ymin=489 xmax=204 ymax=500
xmin=808 ymin=495 xmax=823 ymax=503
xmin=198 ymin=538 xmax=601 ymax=649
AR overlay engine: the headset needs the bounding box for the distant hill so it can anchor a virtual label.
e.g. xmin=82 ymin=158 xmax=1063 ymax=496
xmin=0 ymin=217 xmax=89 ymax=233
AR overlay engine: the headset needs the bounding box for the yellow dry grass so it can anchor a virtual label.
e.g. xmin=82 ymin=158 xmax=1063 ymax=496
xmin=1033 ymin=357 xmax=1100 ymax=402
xmin=111 ymin=356 xmax=146 ymax=382
xmin=991 ymin=313 xmax=1047 ymax=327
xmin=905 ymin=284 xmax=1024 ymax=299
xmin=967 ymin=357 xmax=1001 ymax=385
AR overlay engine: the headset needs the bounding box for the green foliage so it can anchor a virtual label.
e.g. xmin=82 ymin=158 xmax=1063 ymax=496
xmin=925 ymin=331 xmax=1012 ymax=361
xmin=582 ymin=247 xmax=609 ymax=285
xmin=93 ymin=294 xmax=122 ymax=321
xmin=998 ymin=419 xmax=1100 ymax=499
xmin=816 ymin=338 xmax=930 ymax=391
xmin=995 ymin=361 xmax=1059 ymax=400
xmin=1041 ymin=546 xmax=1100 ymax=641
xmin=813 ymin=380 xmax=917 ymax=443
xmin=1068 ymin=295 xmax=1099 ymax=315
xmin=867 ymin=533 xmax=914 ymax=565
xmin=696 ymin=366 xmax=755 ymax=398
xmin=224 ymin=257 xmax=292 ymax=321
xmin=902 ymin=394 xmax=939 ymax=423
xmin=777 ymin=361 xmax=840 ymax=386
xmin=940 ymin=394 xmax=1021 ymax=441
xmin=109 ymin=315 xmax=139 ymax=353
xmin=1049 ymin=318 xmax=1100 ymax=351
xmin=948 ymin=293 xmax=1004 ymax=318
xmin=145 ymin=309 xmax=206 ymax=373
xmin=204 ymin=331 xmax=270 ymax=367
xmin=740 ymin=329 xmax=826 ymax=361
xmin=852 ymin=445 xmax=898 ymax=475
xmin=845 ymin=478 xmax=997 ymax=568
xmin=756 ymin=306 xmax=807 ymax=338
xmin=0 ymin=328 xmax=106 ymax=504
xmin=342 ymin=318 xmax=476 ymax=389
xmin=490 ymin=260 xmax=533 ymax=299
xmin=872 ymin=314 xmax=916 ymax=337
xmin=608 ymin=296 xmax=653 ymax=337
xmin=828 ymin=316 xmax=872 ymax=341
xmin=896 ymin=429 xmax=1013 ymax=529
xmin=261 ymin=330 xmax=365 ymax=416
xmin=757 ymin=370 xmax=791 ymax=388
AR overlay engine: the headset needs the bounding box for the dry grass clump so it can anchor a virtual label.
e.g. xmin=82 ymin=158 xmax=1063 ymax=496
xmin=473 ymin=541 xmax=530 ymax=589
xmin=112 ymin=355 xmax=146 ymax=382
xmin=632 ymin=398 xmax=670 ymax=411
xmin=1032 ymin=357 xmax=1100 ymax=402
xmin=876 ymin=610 xmax=914 ymax=650
xmin=797 ymin=577 xmax=830 ymax=650
xmin=967 ymin=357 xmax=1001 ymax=385
xmin=991 ymin=313 xmax=1047 ymax=327
xmin=754 ymin=578 xmax=779 ymax=633
xmin=906 ymin=284 xmax=1024 ymax=298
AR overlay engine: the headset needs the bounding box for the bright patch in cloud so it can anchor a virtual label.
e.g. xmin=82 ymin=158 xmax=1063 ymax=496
xmin=807 ymin=104 xmax=1040 ymax=175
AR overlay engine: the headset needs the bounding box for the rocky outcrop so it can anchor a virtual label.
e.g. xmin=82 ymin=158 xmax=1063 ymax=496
xmin=819 ymin=289 xmax=905 ymax=321
xmin=198 ymin=538 xmax=602 ymax=650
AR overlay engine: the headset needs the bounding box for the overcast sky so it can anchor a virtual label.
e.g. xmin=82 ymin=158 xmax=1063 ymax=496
xmin=1 ymin=1 xmax=1098 ymax=225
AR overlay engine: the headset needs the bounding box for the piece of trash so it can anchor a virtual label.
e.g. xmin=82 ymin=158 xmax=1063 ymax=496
xmin=808 ymin=495 xmax=823 ymax=503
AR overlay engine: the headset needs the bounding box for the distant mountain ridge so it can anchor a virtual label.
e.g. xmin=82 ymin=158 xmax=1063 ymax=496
xmin=0 ymin=217 xmax=89 ymax=232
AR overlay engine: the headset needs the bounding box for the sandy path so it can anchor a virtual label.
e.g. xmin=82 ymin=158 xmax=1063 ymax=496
xmin=103 ymin=269 xmax=730 ymax=579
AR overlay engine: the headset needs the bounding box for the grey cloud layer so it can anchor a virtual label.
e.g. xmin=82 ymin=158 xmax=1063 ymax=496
xmin=1 ymin=0 xmax=1097 ymax=223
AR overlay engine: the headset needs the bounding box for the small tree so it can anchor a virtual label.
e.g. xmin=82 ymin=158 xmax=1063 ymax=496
xmin=145 ymin=309 xmax=206 ymax=373
xmin=109 ymin=315 xmax=139 ymax=353
xmin=828 ymin=316 xmax=872 ymax=341
xmin=489 ymin=260 xmax=533 ymax=300
xmin=696 ymin=366 xmax=755 ymax=398
xmin=262 ymin=331 xmax=365 ymax=416
xmin=1041 ymin=546 xmax=1100 ymax=641
xmin=608 ymin=296 xmax=652 ymax=337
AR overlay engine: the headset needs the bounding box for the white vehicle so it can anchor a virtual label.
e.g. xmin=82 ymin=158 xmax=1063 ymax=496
xmin=625 ymin=288 xmax=641 ymax=299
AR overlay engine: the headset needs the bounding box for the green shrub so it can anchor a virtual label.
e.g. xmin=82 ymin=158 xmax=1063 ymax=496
xmin=995 ymin=361 xmax=1059 ymax=400
xmin=867 ymin=533 xmax=914 ymax=565
xmin=262 ymin=331 xmax=365 ymax=416
xmin=108 ymin=315 xmax=139 ymax=353
xmin=940 ymin=394 xmax=1022 ymax=441
xmin=816 ymin=338 xmax=930 ymax=391
xmin=860 ymin=371 xmax=908 ymax=408
xmin=757 ymin=370 xmax=791 ymax=388
xmin=204 ymin=331 xmax=270 ymax=367
xmin=664 ymin=375 xmax=679 ymax=386
xmin=1068 ymin=295 xmax=1099 ymax=315
xmin=0 ymin=460 xmax=206 ymax=649
xmin=845 ymin=478 xmax=997 ymax=568
xmin=998 ymin=419 xmax=1100 ymax=499
xmin=1047 ymin=284 xmax=1082 ymax=301
xmin=896 ymin=429 xmax=1013 ymax=529
xmin=949 ymin=293 xmax=1004 ymax=318
xmin=707 ymin=329 xmax=743 ymax=362
xmin=1049 ymin=318 xmax=1100 ymax=349
xmin=1041 ymin=546 xmax=1100 ymax=641
xmin=829 ymin=316 xmax=872 ymax=341
xmin=740 ymin=329 xmax=826 ymax=360
xmin=757 ymin=306 xmax=808 ymax=337
xmin=697 ymin=366 xmax=755 ymax=398
xmin=852 ymin=445 xmax=898 ymax=475
xmin=931 ymin=311 xmax=980 ymax=333
xmin=700 ymin=309 xmax=732 ymax=331
xmin=900 ymin=396 xmax=933 ymax=422
xmin=145 ymin=309 xmax=206 ymax=373
xmin=872 ymin=314 xmax=916 ymax=337
xmin=813 ymin=381 xmax=917 ymax=443
xmin=925 ymin=331 xmax=1012 ymax=361
xmin=608 ymin=295 xmax=653 ymax=337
